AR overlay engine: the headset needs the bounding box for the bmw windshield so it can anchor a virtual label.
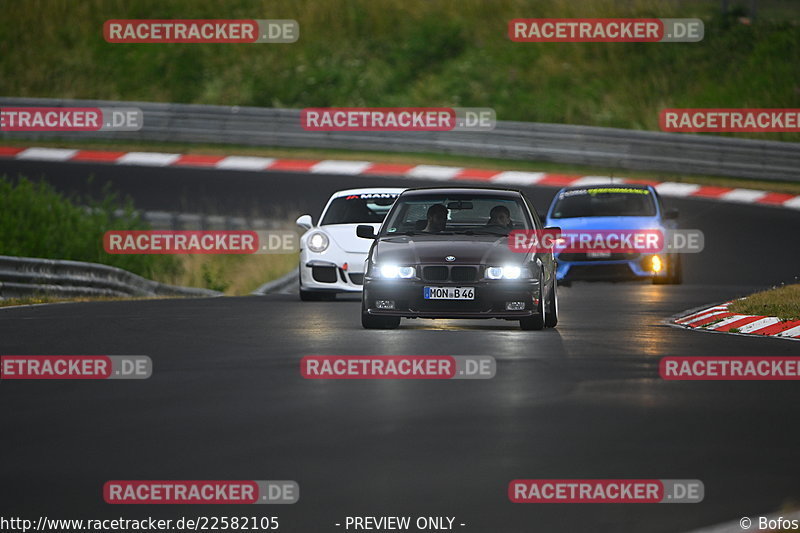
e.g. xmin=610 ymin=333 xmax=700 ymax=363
xmin=381 ymin=194 xmax=533 ymax=236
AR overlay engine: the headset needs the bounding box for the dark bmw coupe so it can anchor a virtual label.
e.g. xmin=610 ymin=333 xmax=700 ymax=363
xmin=356 ymin=187 xmax=559 ymax=330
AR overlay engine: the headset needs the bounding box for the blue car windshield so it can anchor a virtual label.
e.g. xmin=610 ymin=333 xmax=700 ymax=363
xmin=550 ymin=188 xmax=657 ymax=218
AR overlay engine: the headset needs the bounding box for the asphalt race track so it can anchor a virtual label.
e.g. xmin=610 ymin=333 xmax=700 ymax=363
xmin=1 ymin=159 xmax=799 ymax=533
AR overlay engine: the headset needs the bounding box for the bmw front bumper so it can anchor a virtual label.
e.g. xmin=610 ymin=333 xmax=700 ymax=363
xmin=362 ymin=278 xmax=543 ymax=319
xmin=556 ymin=254 xmax=664 ymax=281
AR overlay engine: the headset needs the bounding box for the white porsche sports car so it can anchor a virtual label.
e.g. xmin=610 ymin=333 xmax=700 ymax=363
xmin=296 ymin=188 xmax=405 ymax=300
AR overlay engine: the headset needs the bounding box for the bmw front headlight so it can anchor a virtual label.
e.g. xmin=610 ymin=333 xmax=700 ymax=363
xmin=307 ymin=232 xmax=329 ymax=253
xmin=379 ymin=265 xmax=416 ymax=279
xmin=486 ymin=266 xmax=526 ymax=279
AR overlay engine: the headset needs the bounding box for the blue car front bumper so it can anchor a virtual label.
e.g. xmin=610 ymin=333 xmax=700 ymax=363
xmin=556 ymin=255 xmax=662 ymax=281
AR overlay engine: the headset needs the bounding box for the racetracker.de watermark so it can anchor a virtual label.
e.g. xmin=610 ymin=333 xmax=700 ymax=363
xmin=0 ymin=516 xmax=280 ymax=532
xmin=508 ymin=229 xmax=704 ymax=254
xmin=103 ymin=230 xmax=298 ymax=254
xmin=103 ymin=481 xmax=298 ymax=504
xmin=301 ymin=356 xmax=496 ymax=379
xmin=509 ymin=479 xmax=704 ymax=503
xmin=104 ymin=19 xmax=298 ymax=43
xmin=660 ymin=109 xmax=800 ymax=132
xmin=301 ymin=107 xmax=496 ymax=131
xmin=0 ymin=356 xmax=151 ymax=380
xmin=509 ymin=18 xmax=703 ymax=42
xmin=0 ymin=107 xmax=142 ymax=132
xmin=660 ymin=357 xmax=800 ymax=380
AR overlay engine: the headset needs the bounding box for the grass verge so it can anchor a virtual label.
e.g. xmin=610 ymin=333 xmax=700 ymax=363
xmin=0 ymin=175 xmax=297 ymax=300
xmin=728 ymin=284 xmax=800 ymax=320
xmin=0 ymin=252 xmax=298 ymax=307
xmin=153 ymin=253 xmax=298 ymax=296
xmin=0 ymin=295 xmax=157 ymax=308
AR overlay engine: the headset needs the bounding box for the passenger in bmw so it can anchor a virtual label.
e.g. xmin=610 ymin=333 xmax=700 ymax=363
xmin=422 ymin=204 xmax=448 ymax=233
xmin=487 ymin=205 xmax=512 ymax=231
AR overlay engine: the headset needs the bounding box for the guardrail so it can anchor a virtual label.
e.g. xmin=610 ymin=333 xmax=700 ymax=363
xmin=115 ymin=209 xmax=284 ymax=231
xmin=1 ymin=97 xmax=798 ymax=182
xmin=0 ymin=255 xmax=221 ymax=300
xmin=252 ymin=269 xmax=298 ymax=296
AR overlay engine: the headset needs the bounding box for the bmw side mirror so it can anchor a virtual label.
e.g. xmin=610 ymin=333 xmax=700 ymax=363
xmin=664 ymin=208 xmax=679 ymax=220
xmin=543 ymin=226 xmax=562 ymax=252
xmin=356 ymin=225 xmax=377 ymax=239
xmin=296 ymin=214 xmax=313 ymax=230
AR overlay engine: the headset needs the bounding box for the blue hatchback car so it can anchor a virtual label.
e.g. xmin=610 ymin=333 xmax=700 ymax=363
xmin=544 ymin=184 xmax=682 ymax=284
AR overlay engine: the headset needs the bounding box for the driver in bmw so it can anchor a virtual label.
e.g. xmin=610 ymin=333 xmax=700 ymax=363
xmin=486 ymin=205 xmax=512 ymax=230
xmin=422 ymin=204 xmax=448 ymax=233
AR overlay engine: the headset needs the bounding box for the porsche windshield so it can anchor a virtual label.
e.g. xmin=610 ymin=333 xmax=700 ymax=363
xmin=550 ymin=188 xmax=657 ymax=218
xmin=381 ymin=194 xmax=532 ymax=236
xmin=321 ymin=194 xmax=398 ymax=225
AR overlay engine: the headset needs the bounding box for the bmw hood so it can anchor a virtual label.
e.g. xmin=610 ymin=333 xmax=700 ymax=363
xmin=372 ymin=234 xmax=532 ymax=265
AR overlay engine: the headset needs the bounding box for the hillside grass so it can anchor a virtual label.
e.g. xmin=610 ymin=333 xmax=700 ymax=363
xmin=1 ymin=0 xmax=798 ymax=140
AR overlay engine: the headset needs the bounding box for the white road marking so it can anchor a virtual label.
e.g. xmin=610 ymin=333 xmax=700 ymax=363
xmin=117 ymin=152 xmax=180 ymax=166
xmin=311 ymin=160 xmax=373 ymax=174
xmin=17 ymin=147 xmax=78 ymax=161
xmin=490 ymin=171 xmax=546 ymax=185
xmin=406 ymin=165 xmax=464 ymax=180
xmin=654 ymin=182 xmax=702 ymax=197
xmin=738 ymin=317 xmax=781 ymax=333
xmin=215 ymin=156 xmax=276 ymax=170
xmin=720 ymin=188 xmax=767 ymax=203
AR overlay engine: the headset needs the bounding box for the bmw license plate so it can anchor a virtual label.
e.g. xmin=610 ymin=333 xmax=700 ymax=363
xmin=424 ymin=287 xmax=475 ymax=300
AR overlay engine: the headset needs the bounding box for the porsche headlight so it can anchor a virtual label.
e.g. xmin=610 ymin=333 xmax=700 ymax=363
xmin=307 ymin=232 xmax=329 ymax=253
xmin=486 ymin=266 xmax=525 ymax=279
xmin=379 ymin=265 xmax=416 ymax=279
